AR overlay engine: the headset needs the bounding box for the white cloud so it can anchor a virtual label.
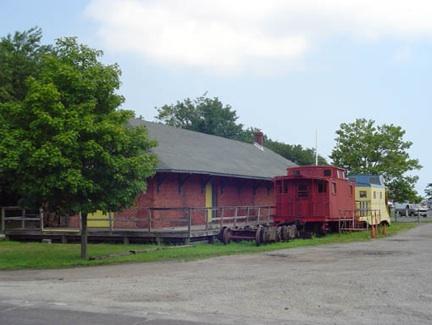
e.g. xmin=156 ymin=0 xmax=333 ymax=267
xmin=85 ymin=0 xmax=432 ymax=74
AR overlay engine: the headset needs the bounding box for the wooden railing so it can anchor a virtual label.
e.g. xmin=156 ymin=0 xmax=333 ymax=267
xmin=1 ymin=206 xmax=42 ymax=233
xmin=338 ymin=208 xmax=382 ymax=231
xmin=1 ymin=205 xmax=275 ymax=235
xmin=103 ymin=205 xmax=274 ymax=234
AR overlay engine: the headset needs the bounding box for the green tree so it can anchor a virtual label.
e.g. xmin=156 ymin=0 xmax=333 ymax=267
xmin=156 ymin=96 xmax=245 ymax=139
xmin=425 ymin=183 xmax=432 ymax=200
xmin=265 ymin=139 xmax=327 ymax=166
xmin=0 ymin=28 xmax=157 ymax=258
xmin=330 ymin=118 xmax=421 ymax=202
xmin=156 ymin=96 xmax=327 ymax=165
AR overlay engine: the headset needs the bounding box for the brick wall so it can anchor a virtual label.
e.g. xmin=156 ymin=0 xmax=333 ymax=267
xmin=68 ymin=172 xmax=275 ymax=229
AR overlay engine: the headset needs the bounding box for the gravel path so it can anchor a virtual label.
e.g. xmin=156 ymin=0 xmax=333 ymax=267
xmin=1 ymin=224 xmax=432 ymax=324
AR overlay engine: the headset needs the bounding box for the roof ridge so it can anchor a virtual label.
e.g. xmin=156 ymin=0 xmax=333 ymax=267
xmin=133 ymin=118 xmax=286 ymax=157
xmin=129 ymin=118 xmax=296 ymax=179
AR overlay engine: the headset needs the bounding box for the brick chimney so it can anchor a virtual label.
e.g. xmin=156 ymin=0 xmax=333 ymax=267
xmin=254 ymin=130 xmax=264 ymax=146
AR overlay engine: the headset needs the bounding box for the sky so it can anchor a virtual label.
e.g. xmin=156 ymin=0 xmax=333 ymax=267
xmin=1 ymin=0 xmax=431 ymax=194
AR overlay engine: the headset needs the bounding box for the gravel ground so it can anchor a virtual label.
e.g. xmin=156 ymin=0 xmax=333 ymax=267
xmin=1 ymin=224 xmax=432 ymax=324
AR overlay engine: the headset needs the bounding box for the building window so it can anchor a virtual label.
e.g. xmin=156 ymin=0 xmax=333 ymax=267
xmin=370 ymin=176 xmax=380 ymax=185
xmin=267 ymin=186 xmax=273 ymax=196
xmin=276 ymin=181 xmax=282 ymax=193
xmin=283 ymin=181 xmax=288 ymax=193
xmin=317 ymin=181 xmax=327 ymax=193
xmin=373 ymin=191 xmax=377 ymax=199
xmin=324 ymin=169 xmax=332 ymax=177
xmin=298 ymin=184 xmax=309 ymax=198
xmin=331 ymin=182 xmax=337 ymax=194
xmin=360 ymin=191 xmax=367 ymax=198
xmin=380 ymin=192 xmax=383 ymax=199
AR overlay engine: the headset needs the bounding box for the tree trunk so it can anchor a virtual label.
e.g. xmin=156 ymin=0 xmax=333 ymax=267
xmin=80 ymin=212 xmax=88 ymax=259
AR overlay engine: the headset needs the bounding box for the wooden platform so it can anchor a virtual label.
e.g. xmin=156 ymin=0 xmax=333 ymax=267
xmin=4 ymin=225 xmax=222 ymax=244
xmin=1 ymin=205 xmax=274 ymax=244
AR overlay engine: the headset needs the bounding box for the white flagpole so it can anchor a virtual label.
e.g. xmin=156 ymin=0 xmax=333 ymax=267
xmin=315 ymin=129 xmax=318 ymax=166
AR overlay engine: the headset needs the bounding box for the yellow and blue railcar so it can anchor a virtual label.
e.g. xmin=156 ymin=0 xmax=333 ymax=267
xmin=348 ymin=175 xmax=391 ymax=226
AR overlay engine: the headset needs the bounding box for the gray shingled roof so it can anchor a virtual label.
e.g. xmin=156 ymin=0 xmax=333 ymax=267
xmin=130 ymin=119 xmax=296 ymax=180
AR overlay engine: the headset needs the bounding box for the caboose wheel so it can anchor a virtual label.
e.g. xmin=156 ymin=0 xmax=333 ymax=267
xmin=222 ymin=227 xmax=231 ymax=245
xmin=281 ymin=225 xmax=289 ymax=241
xmin=217 ymin=228 xmax=225 ymax=242
xmin=276 ymin=226 xmax=284 ymax=242
xmin=255 ymin=226 xmax=264 ymax=246
xmin=287 ymin=225 xmax=298 ymax=239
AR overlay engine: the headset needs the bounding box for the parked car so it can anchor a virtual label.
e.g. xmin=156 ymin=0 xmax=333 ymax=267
xmin=394 ymin=203 xmax=428 ymax=217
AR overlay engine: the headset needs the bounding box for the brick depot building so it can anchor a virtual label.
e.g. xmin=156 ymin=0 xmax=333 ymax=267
xmin=106 ymin=119 xmax=295 ymax=229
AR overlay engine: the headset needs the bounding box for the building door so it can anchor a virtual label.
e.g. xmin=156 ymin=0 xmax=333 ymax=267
xmin=88 ymin=210 xmax=110 ymax=228
xmin=359 ymin=201 xmax=369 ymax=217
xmin=205 ymin=182 xmax=216 ymax=222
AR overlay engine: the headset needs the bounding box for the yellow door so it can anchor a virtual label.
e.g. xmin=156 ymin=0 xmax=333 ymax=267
xmin=205 ymin=182 xmax=213 ymax=222
xmin=88 ymin=210 xmax=110 ymax=228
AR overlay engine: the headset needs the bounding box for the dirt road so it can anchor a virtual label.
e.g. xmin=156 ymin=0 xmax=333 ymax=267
xmin=1 ymin=224 xmax=432 ymax=324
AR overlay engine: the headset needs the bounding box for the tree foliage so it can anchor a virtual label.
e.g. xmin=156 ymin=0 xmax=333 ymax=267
xmin=0 ymin=28 xmax=157 ymax=215
xmin=425 ymin=184 xmax=432 ymax=201
xmin=156 ymin=96 xmax=245 ymax=140
xmin=265 ymin=139 xmax=327 ymax=166
xmin=156 ymin=96 xmax=326 ymax=165
xmin=330 ymin=118 xmax=421 ymax=202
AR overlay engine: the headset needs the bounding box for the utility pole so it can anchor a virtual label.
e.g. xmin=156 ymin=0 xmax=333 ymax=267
xmin=315 ymin=129 xmax=319 ymax=166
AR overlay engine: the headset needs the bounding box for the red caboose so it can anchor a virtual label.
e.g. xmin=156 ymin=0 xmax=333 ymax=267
xmin=273 ymin=165 xmax=355 ymax=233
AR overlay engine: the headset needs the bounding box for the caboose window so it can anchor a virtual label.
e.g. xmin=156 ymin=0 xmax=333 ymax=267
xmin=283 ymin=181 xmax=288 ymax=193
xmin=331 ymin=182 xmax=337 ymax=194
xmin=298 ymin=184 xmax=309 ymax=198
xmin=317 ymin=181 xmax=327 ymax=193
xmin=276 ymin=181 xmax=282 ymax=193
xmin=324 ymin=169 xmax=332 ymax=177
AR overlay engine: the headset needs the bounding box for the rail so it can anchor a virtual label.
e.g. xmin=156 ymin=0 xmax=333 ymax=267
xmin=1 ymin=207 xmax=42 ymax=233
xmin=338 ymin=209 xmax=382 ymax=232
xmin=1 ymin=205 xmax=275 ymax=237
xmin=88 ymin=206 xmax=274 ymax=233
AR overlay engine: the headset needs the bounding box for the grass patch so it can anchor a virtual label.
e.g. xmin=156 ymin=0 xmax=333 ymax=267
xmin=0 ymin=222 xmax=417 ymax=270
